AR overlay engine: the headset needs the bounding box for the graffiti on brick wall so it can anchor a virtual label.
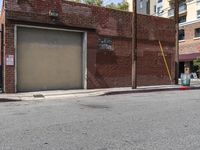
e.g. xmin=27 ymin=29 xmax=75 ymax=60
xmin=98 ymin=38 xmax=113 ymax=50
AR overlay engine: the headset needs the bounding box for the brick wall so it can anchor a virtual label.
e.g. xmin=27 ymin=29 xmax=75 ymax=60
xmin=180 ymin=21 xmax=200 ymax=61
xmin=2 ymin=0 xmax=175 ymax=93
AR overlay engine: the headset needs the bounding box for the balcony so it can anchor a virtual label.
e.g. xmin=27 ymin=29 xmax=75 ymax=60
xmin=168 ymin=3 xmax=187 ymax=17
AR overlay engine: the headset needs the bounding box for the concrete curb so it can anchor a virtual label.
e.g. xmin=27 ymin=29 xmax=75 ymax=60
xmin=0 ymin=91 xmax=107 ymax=101
xmin=0 ymin=85 xmax=200 ymax=102
xmin=102 ymin=86 xmax=200 ymax=96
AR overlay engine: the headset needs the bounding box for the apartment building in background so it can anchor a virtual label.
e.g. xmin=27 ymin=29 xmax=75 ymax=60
xmin=128 ymin=0 xmax=156 ymax=14
xmin=155 ymin=0 xmax=200 ymax=77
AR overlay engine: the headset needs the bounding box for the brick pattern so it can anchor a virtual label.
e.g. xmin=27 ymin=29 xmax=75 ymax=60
xmin=87 ymin=34 xmax=132 ymax=89
xmin=87 ymin=34 xmax=175 ymax=89
xmin=2 ymin=0 xmax=175 ymax=93
xmin=4 ymin=22 xmax=15 ymax=92
xmin=137 ymin=40 xmax=175 ymax=86
xmin=5 ymin=0 xmax=175 ymax=40
xmin=179 ymin=22 xmax=200 ymax=58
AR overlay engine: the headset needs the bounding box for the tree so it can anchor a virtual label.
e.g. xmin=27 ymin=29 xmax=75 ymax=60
xmin=106 ymin=0 xmax=129 ymax=11
xmin=82 ymin=0 xmax=103 ymax=6
xmin=193 ymin=58 xmax=200 ymax=77
xmin=70 ymin=0 xmax=129 ymax=11
xmin=74 ymin=0 xmax=81 ymax=2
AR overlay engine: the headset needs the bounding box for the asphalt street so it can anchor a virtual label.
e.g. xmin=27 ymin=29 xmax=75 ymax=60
xmin=1 ymin=90 xmax=200 ymax=150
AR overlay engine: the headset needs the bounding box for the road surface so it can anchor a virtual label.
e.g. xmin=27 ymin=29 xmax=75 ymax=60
xmin=1 ymin=90 xmax=200 ymax=150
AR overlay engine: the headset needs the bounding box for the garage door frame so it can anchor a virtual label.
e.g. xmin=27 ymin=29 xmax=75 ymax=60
xmin=14 ymin=25 xmax=87 ymax=92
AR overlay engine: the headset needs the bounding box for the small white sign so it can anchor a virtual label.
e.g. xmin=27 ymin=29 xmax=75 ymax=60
xmin=6 ymin=55 xmax=14 ymax=66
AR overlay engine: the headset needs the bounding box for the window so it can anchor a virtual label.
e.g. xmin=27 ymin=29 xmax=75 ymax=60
xmin=157 ymin=6 xmax=163 ymax=14
xmin=140 ymin=0 xmax=143 ymax=8
xmin=197 ymin=10 xmax=200 ymax=19
xmin=154 ymin=5 xmax=156 ymax=13
xmin=197 ymin=0 xmax=200 ymax=6
xmin=158 ymin=0 xmax=162 ymax=3
xmin=179 ymin=15 xmax=186 ymax=23
xmin=179 ymin=29 xmax=185 ymax=40
xmin=195 ymin=28 xmax=200 ymax=37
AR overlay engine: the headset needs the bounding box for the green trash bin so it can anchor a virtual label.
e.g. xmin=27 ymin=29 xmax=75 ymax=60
xmin=181 ymin=73 xmax=191 ymax=86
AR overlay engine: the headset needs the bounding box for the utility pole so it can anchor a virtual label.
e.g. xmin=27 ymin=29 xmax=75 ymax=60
xmin=132 ymin=0 xmax=137 ymax=89
xmin=174 ymin=0 xmax=179 ymax=84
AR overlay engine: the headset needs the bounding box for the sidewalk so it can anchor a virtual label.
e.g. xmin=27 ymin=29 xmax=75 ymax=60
xmin=0 ymin=80 xmax=200 ymax=101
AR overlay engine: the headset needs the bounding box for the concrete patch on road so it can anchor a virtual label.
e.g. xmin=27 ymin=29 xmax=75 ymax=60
xmin=79 ymin=103 xmax=110 ymax=109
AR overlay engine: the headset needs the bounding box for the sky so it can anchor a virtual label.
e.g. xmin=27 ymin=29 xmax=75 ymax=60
xmin=103 ymin=0 xmax=122 ymax=5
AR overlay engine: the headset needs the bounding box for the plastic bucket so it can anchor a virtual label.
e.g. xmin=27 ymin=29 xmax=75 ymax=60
xmin=181 ymin=73 xmax=191 ymax=86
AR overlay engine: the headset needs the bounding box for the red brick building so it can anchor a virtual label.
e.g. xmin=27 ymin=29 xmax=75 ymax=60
xmin=179 ymin=21 xmax=200 ymax=76
xmin=0 ymin=0 xmax=175 ymax=93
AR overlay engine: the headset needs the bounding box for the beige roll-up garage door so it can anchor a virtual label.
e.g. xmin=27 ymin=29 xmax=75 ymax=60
xmin=17 ymin=27 xmax=83 ymax=92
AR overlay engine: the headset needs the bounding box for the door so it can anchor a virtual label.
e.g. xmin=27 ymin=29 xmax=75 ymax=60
xmin=17 ymin=27 xmax=83 ymax=92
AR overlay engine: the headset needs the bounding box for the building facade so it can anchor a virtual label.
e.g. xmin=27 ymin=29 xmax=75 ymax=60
xmin=0 ymin=0 xmax=175 ymax=93
xmin=127 ymin=0 xmax=156 ymax=14
xmin=154 ymin=0 xmax=200 ymax=77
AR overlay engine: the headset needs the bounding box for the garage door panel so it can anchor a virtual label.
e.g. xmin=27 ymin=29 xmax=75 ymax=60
xmin=17 ymin=27 xmax=83 ymax=92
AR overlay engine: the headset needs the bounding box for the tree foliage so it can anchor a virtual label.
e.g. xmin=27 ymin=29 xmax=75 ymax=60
xmin=106 ymin=0 xmax=129 ymax=11
xmin=70 ymin=0 xmax=129 ymax=11
xmin=192 ymin=58 xmax=200 ymax=77
xmin=82 ymin=0 xmax=103 ymax=6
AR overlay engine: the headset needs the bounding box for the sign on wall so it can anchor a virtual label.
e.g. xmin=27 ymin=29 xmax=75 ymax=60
xmin=6 ymin=55 xmax=14 ymax=66
xmin=98 ymin=38 xmax=113 ymax=51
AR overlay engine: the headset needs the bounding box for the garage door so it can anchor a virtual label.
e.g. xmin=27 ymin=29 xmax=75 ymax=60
xmin=17 ymin=27 xmax=83 ymax=92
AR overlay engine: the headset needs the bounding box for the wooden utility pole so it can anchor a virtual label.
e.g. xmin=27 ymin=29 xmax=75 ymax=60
xmin=174 ymin=0 xmax=179 ymax=84
xmin=132 ymin=0 xmax=137 ymax=89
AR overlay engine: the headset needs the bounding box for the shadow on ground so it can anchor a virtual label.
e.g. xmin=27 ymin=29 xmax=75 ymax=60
xmin=0 ymin=98 xmax=21 ymax=103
